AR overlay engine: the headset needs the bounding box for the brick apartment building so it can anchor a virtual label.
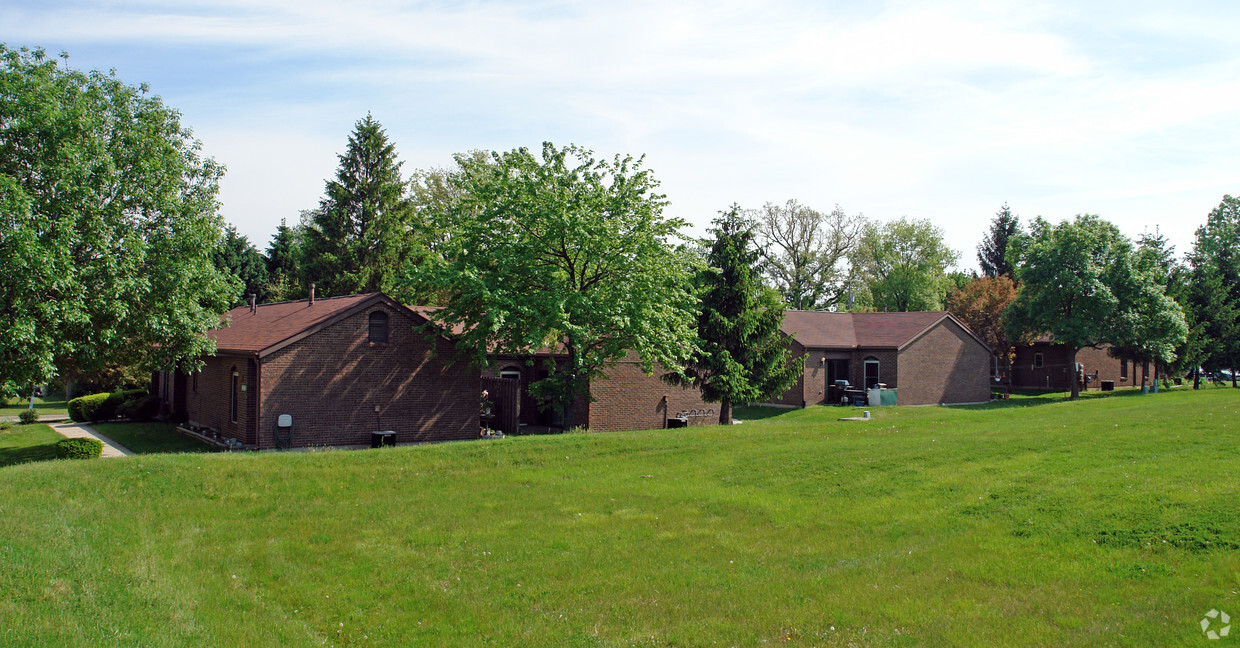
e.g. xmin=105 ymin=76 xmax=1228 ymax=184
xmin=1009 ymin=336 xmax=1136 ymax=391
xmin=155 ymin=293 xmax=478 ymax=449
xmin=771 ymin=310 xmax=992 ymax=407
xmin=484 ymin=351 xmax=713 ymax=433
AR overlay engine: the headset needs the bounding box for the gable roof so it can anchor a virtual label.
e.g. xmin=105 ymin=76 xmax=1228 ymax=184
xmin=780 ymin=310 xmax=989 ymax=351
xmin=211 ymin=293 xmax=426 ymax=357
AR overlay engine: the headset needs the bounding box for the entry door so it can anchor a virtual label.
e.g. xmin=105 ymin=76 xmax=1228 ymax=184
xmin=825 ymin=359 xmax=849 ymax=403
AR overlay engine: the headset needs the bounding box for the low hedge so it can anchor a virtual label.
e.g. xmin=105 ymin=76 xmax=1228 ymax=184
xmin=55 ymin=437 xmax=103 ymax=460
xmin=18 ymin=409 xmax=39 ymax=424
xmin=68 ymin=389 xmax=148 ymax=423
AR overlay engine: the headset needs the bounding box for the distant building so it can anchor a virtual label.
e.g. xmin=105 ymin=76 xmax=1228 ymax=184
xmin=1009 ymin=336 xmax=1134 ymax=391
xmin=771 ymin=311 xmax=992 ymax=406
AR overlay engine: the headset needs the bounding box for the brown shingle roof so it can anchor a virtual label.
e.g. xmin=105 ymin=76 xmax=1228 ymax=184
xmin=780 ymin=310 xmax=954 ymax=349
xmin=211 ymin=293 xmax=385 ymax=355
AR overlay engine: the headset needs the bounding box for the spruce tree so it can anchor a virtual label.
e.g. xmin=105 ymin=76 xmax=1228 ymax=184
xmin=303 ymin=114 xmax=414 ymax=296
xmin=978 ymin=203 xmax=1023 ymax=278
xmin=264 ymin=217 xmax=303 ymax=301
xmin=668 ymin=205 xmax=800 ymax=424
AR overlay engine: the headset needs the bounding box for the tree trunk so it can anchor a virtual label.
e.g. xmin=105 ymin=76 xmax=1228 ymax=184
xmin=718 ymin=397 xmax=732 ymax=426
xmin=27 ymin=382 xmax=36 ymax=411
xmin=1193 ymin=367 xmax=1201 ymax=390
xmin=1069 ymin=347 xmax=1080 ymax=400
xmin=1142 ymin=360 xmax=1148 ymax=390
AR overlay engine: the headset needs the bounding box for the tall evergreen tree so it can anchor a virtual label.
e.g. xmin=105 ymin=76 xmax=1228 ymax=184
xmin=977 ymin=203 xmax=1023 ymax=278
xmin=264 ymin=217 xmax=303 ymax=300
xmin=303 ymin=114 xmax=414 ymax=296
xmin=666 ymin=205 xmax=800 ymax=424
xmin=213 ymin=226 xmax=270 ymax=306
xmin=1187 ymin=195 xmax=1240 ymax=385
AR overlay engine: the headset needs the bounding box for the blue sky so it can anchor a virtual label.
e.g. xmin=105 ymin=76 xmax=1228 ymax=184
xmin=5 ymin=0 xmax=1240 ymax=268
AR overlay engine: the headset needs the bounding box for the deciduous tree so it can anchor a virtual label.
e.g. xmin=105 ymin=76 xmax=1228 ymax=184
xmin=666 ymin=205 xmax=799 ymax=424
xmin=751 ymin=200 xmax=864 ymax=310
xmin=0 ymin=45 xmax=237 ymax=388
xmin=946 ymin=275 xmax=1028 ymax=382
xmin=850 ymin=217 xmax=959 ymax=312
xmin=1006 ymin=215 xmax=1186 ymax=399
xmin=405 ymin=143 xmax=698 ymax=429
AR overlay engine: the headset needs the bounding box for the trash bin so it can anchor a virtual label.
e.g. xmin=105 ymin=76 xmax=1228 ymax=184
xmin=1100 ymin=380 xmax=1114 ymax=391
xmin=667 ymin=417 xmax=688 ymax=429
xmin=370 ymin=430 xmax=396 ymax=448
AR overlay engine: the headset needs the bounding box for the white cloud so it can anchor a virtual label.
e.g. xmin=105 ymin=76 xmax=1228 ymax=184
xmin=4 ymin=0 xmax=1240 ymax=262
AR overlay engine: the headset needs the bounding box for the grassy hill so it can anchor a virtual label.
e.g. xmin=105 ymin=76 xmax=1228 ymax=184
xmin=2 ymin=388 xmax=1238 ymax=646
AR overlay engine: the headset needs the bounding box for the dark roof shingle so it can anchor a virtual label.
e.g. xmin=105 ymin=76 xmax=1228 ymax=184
xmin=210 ymin=293 xmax=382 ymax=354
xmin=780 ymin=310 xmax=951 ymax=349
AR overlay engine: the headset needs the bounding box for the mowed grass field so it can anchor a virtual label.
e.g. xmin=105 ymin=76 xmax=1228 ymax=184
xmin=1 ymin=388 xmax=1238 ymax=647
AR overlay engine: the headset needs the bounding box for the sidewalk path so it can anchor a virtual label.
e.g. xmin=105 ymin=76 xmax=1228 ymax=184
xmin=51 ymin=421 xmax=132 ymax=458
xmin=1 ymin=413 xmax=70 ymax=424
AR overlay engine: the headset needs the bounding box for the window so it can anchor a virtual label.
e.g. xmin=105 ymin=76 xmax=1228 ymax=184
xmin=192 ymin=370 xmax=198 ymax=393
xmin=369 ymin=311 xmax=389 ymax=344
xmin=230 ymin=367 xmax=239 ymax=423
xmin=864 ymin=358 xmax=880 ymax=388
xmin=499 ymin=367 xmax=521 ymax=381
xmin=1033 ymin=353 xmax=1044 ymax=369
xmin=1120 ymin=361 xmax=1128 ymax=380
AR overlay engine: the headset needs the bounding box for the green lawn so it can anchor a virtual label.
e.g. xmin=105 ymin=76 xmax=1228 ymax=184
xmin=0 ymin=396 xmax=69 ymax=419
xmin=1 ymin=389 xmax=1238 ymax=646
xmin=0 ymin=423 xmax=64 ymax=467
xmin=92 ymin=422 xmax=214 ymax=455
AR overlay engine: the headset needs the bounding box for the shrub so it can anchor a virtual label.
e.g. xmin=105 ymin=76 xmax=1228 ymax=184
xmin=55 ymin=437 xmax=103 ymax=460
xmin=68 ymin=389 xmax=144 ymax=422
xmin=117 ymin=394 xmax=160 ymax=421
xmin=68 ymin=393 xmax=108 ymax=422
xmin=18 ymin=409 xmax=39 ymax=424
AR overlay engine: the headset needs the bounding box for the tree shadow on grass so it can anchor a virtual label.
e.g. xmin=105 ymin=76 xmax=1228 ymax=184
xmin=0 ymin=442 xmax=59 ymax=468
xmin=732 ymin=405 xmax=797 ymax=421
xmin=947 ymin=386 xmax=1177 ymax=411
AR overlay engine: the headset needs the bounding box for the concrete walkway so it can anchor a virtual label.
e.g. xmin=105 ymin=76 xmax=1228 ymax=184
xmin=50 ymin=421 xmax=132 ymax=458
xmin=0 ymin=413 xmax=70 ymax=424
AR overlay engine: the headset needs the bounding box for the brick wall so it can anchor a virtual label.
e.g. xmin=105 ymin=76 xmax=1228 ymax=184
xmin=1011 ymin=343 xmax=1131 ymax=391
xmin=897 ymin=319 xmax=990 ymax=405
xmin=771 ymin=342 xmax=808 ymax=407
xmin=851 ymin=349 xmax=899 ymax=391
xmin=589 ymin=358 xmax=713 ymax=431
xmin=257 ymin=305 xmax=478 ymax=448
xmin=183 ymin=354 xmax=256 ymax=444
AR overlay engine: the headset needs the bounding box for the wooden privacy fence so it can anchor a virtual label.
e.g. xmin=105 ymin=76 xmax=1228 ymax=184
xmin=481 ymin=376 xmax=520 ymax=434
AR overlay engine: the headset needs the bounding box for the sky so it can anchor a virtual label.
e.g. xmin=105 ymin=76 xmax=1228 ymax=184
xmin=5 ymin=0 xmax=1240 ymax=269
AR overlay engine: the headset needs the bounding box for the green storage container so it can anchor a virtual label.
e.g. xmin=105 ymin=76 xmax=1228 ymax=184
xmin=880 ymin=388 xmax=897 ymax=406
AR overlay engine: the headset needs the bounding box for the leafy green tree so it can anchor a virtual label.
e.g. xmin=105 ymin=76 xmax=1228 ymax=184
xmin=405 ymin=142 xmax=698 ymax=429
xmin=214 ymin=225 xmax=270 ymax=306
xmin=751 ymin=200 xmax=864 ymax=310
xmin=0 ymin=45 xmax=237 ymax=388
xmin=1006 ymin=215 xmax=1186 ymax=399
xmin=1109 ymin=230 xmax=1181 ymax=386
xmin=977 ymin=203 xmax=1025 ymax=278
xmin=850 ymin=217 xmax=959 ymax=312
xmin=665 ymin=206 xmax=799 ymax=425
xmin=303 ymin=114 xmax=416 ymax=296
xmin=1187 ymin=196 xmax=1240 ymax=385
